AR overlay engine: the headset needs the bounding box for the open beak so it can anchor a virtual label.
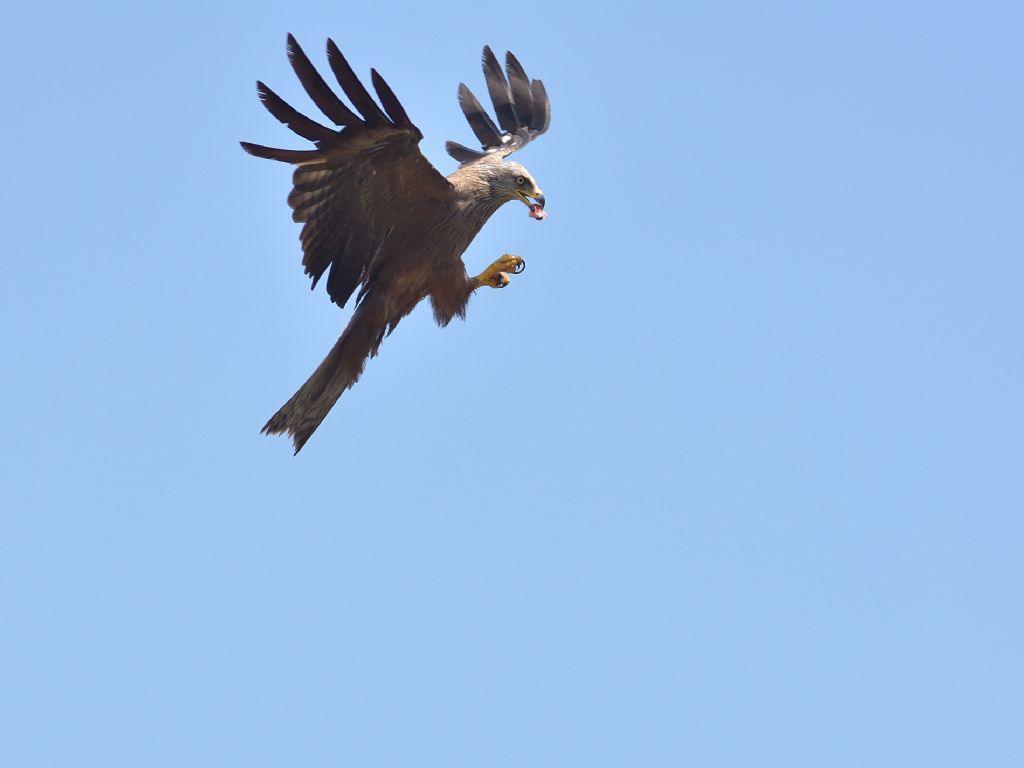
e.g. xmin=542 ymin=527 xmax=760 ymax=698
xmin=520 ymin=190 xmax=546 ymax=220
xmin=518 ymin=190 xmax=545 ymax=208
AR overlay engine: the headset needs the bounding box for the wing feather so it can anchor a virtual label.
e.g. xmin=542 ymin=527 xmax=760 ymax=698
xmin=447 ymin=48 xmax=551 ymax=164
xmin=240 ymin=141 xmax=320 ymax=164
xmin=482 ymin=46 xmax=519 ymax=132
xmin=286 ymin=34 xmax=361 ymax=127
xmin=370 ymin=69 xmax=416 ymax=131
xmin=256 ymin=81 xmax=338 ymax=143
xmin=457 ymin=83 xmax=504 ymax=147
xmin=529 ymin=80 xmax=551 ymax=133
xmin=504 ymin=52 xmax=534 ymax=128
xmin=326 ymin=39 xmax=390 ymax=127
xmin=242 ymin=37 xmax=454 ymax=308
xmin=444 ymin=140 xmax=488 ymax=163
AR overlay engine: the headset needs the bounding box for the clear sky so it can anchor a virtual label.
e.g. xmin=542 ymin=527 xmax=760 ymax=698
xmin=2 ymin=1 xmax=1022 ymax=766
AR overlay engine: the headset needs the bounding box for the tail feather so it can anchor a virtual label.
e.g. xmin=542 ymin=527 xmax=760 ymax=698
xmin=262 ymin=297 xmax=388 ymax=453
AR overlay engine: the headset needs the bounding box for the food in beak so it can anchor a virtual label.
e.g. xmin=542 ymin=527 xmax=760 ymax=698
xmin=528 ymin=204 xmax=547 ymax=220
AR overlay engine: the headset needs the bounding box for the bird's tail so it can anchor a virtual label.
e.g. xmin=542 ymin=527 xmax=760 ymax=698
xmin=262 ymin=297 xmax=389 ymax=454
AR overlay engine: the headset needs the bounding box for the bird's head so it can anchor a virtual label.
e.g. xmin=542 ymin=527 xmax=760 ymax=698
xmin=485 ymin=162 xmax=546 ymax=220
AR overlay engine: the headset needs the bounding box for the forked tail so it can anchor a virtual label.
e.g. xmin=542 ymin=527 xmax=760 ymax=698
xmin=262 ymin=297 xmax=389 ymax=453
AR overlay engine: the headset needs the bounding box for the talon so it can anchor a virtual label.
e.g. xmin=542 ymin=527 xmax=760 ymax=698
xmin=476 ymin=255 xmax=525 ymax=289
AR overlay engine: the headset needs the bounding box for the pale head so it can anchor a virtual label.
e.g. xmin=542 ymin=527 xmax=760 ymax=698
xmin=488 ymin=161 xmax=544 ymax=210
xmin=454 ymin=158 xmax=545 ymax=213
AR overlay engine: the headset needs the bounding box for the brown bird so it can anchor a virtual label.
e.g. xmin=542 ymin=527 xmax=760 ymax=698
xmin=242 ymin=36 xmax=551 ymax=453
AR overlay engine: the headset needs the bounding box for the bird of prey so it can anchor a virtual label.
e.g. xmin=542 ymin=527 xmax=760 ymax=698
xmin=242 ymin=36 xmax=550 ymax=453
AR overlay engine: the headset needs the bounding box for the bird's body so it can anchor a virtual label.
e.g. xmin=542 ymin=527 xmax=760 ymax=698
xmin=243 ymin=36 xmax=550 ymax=452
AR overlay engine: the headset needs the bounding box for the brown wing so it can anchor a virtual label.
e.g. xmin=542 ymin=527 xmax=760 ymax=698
xmin=241 ymin=35 xmax=455 ymax=308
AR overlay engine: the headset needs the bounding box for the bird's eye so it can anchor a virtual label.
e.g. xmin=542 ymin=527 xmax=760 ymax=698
xmin=515 ymin=175 xmax=526 ymax=186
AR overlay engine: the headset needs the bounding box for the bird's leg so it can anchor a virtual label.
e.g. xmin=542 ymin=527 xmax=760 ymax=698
xmin=472 ymin=254 xmax=526 ymax=289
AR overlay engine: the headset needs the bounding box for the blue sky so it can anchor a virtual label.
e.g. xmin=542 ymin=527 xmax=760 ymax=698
xmin=2 ymin=1 xmax=1022 ymax=765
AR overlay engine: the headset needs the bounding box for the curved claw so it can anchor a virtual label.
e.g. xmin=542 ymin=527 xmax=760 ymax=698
xmin=476 ymin=254 xmax=524 ymax=290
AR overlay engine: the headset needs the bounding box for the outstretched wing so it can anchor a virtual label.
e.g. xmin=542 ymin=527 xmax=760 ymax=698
xmin=445 ymin=47 xmax=551 ymax=165
xmin=242 ymin=35 xmax=455 ymax=308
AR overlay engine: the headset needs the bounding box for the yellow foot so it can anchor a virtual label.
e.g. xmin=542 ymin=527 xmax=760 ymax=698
xmin=474 ymin=254 xmax=526 ymax=289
